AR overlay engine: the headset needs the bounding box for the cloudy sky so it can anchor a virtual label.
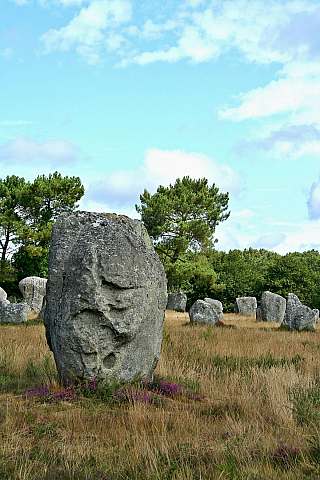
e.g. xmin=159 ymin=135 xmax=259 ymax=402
xmin=1 ymin=0 xmax=320 ymax=254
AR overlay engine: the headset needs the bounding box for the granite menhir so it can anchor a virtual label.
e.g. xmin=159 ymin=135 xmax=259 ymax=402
xmin=44 ymin=211 xmax=167 ymax=384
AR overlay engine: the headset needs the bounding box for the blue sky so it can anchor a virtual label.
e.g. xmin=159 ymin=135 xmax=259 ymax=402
xmin=1 ymin=0 xmax=320 ymax=254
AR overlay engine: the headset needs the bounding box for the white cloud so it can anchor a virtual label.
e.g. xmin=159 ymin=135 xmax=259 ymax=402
xmin=218 ymin=75 xmax=320 ymax=122
xmin=0 ymin=135 xmax=81 ymax=166
xmin=0 ymin=48 xmax=13 ymax=58
xmin=105 ymin=32 xmax=125 ymax=51
xmin=84 ymin=147 xmax=243 ymax=210
xmin=41 ymin=0 xmax=132 ymax=63
xmin=231 ymin=209 xmax=256 ymax=219
xmin=140 ymin=19 xmax=177 ymax=40
xmin=236 ymin=123 xmax=320 ymax=160
xmin=119 ymin=0 xmax=317 ymax=67
xmin=0 ymin=120 xmax=34 ymax=126
xmin=252 ymin=232 xmax=286 ymax=250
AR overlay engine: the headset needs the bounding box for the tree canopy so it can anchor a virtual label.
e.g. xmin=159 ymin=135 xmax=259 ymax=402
xmin=0 ymin=172 xmax=84 ymax=285
xmin=135 ymin=176 xmax=230 ymax=265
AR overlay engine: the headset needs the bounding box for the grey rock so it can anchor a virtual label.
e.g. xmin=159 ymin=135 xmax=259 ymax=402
xmin=281 ymin=293 xmax=302 ymax=330
xmin=0 ymin=287 xmax=9 ymax=304
xmin=0 ymin=303 xmax=31 ymax=323
xmin=166 ymin=289 xmax=187 ymax=312
xmin=44 ymin=211 xmax=167 ymax=384
xmin=19 ymin=276 xmax=47 ymax=314
xmin=256 ymin=307 xmax=262 ymax=320
xmin=189 ymin=300 xmax=219 ymax=326
xmin=38 ymin=296 xmax=46 ymax=320
xmin=260 ymin=291 xmax=286 ymax=323
xmin=293 ymin=305 xmax=319 ymax=332
xmin=204 ymin=298 xmax=223 ymax=320
xmin=8 ymin=295 xmax=17 ymax=304
xmin=234 ymin=297 xmax=257 ymax=316
xmin=281 ymin=293 xmax=319 ymax=331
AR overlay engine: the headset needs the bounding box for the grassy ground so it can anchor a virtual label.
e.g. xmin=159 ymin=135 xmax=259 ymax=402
xmin=0 ymin=312 xmax=320 ymax=479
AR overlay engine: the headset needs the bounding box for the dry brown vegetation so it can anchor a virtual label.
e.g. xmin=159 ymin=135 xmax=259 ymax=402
xmin=1 ymin=313 xmax=320 ymax=479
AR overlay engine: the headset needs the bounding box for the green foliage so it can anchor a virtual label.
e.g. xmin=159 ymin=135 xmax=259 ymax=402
xmin=200 ymin=248 xmax=320 ymax=313
xmin=19 ymin=171 xmax=84 ymax=257
xmin=289 ymin=383 xmax=320 ymax=427
xmin=0 ymin=171 xmax=84 ymax=288
xmin=13 ymin=245 xmax=49 ymax=281
xmin=136 ymin=176 xmax=229 ymax=264
xmin=0 ymin=175 xmax=28 ymax=278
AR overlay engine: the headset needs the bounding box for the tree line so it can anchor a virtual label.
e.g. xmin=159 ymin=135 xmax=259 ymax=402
xmin=136 ymin=176 xmax=320 ymax=312
xmin=1 ymin=172 xmax=320 ymax=312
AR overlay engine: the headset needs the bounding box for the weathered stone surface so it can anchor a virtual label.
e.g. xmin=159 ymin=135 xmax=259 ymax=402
xmin=44 ymin=211 xmax=167 ymax=384
xmin=281 ymin=293 xmax=319 ymax=331
xmin=204 ymin=298 xmax=223 ymax=320
xmin=256 ymin=307 xmax=262 ymax=320
xmin=293 ymin=305 xmax=319 ymax=331
xmin=166 ymin=289 xmax=187 ymax=312
xmin=281 ymin=293 xmax=302 ymax=330
xmin=189 ymin=300 xmax=219 ymax=326
xmin=234 ymin=297 xmax=257 ymax=316
xmin=38 ymin=296 xmax=46 ymax=320
xmin=0 ymin=303 xmax=30 ymax=323
xmin=19 ymin=276 xmax=47 ymax=314
xmin=8 ymin=296 xmax=17 ymax=304
xmin=260 ymin=291 xmax=286 ymax=323
xmin=0 ymin=287 xmax=9 ymax=304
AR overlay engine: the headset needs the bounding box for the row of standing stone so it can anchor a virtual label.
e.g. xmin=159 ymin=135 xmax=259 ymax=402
xmin=167 ymin=290 xmax=319 ymax=332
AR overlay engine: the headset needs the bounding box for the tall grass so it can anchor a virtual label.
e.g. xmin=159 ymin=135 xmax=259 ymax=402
xmin=0 ymin=312 xmax=320 ymax=479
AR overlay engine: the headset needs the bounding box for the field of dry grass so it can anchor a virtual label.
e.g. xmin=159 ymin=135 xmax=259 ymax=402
xmin=1 ymin=312 xmax=320 ymax=479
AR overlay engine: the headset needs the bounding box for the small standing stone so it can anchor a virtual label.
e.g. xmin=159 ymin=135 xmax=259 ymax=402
xmin=256 ymin=307 xmax=262 ymax=321
xmin=0 ymin=303 xmax=30 ymax=323
xmin=189 ymin=300 xmax=219 ymax=326
xmin=0 ymin=287 xmax=9 ymax=304
xmin=19 ymin=276 xmax=47 ymax=314
xmin=281 ymin=293 xmax=319 ymax=331
xmin=281 ymin=293 xmax=302 ymax=330
xmin=166 ymin=289 xmax=187 ymax=312
xmin=260 ymin=291 xmax=286 ymax=323
xmin=234 ymin=297 xmax=257 ymax=316
xmin=204 ymin=298 xmax=223 ymax=320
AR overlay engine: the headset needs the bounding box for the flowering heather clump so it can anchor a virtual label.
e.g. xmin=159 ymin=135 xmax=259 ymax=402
xmin=145 ymin=375 xmax=204 ymax=401
xmin=115 ymin=375 xmax=204 ymax=406
xmin=115 ymin=385 xmax=166 ymax=407
xmin=272 ymin=444 xmax=300 ymax=468
xmin=22 ymin=375 xmax=204 ymax=407
xmin=146 ymin=376 xmax=183 ymax=397
xmin=23 ymin=384 xmax=78 ymax=404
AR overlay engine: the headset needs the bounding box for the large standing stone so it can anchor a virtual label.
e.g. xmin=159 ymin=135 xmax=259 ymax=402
xmin=204 ymin=298 xmax=223 ymax=320
xmin=0 ymin=287 xmax=9 ymax=304
xmin=0 ymin=303 xmax=30 ymax=323
xmin=260 ymin=291 xmax=286 ymax=323
xmin=44 ymin=211 xmax=167 ymax=384
xmin=166 ymin=289 xmax=187 ymax=312
xmin=19 ymin=276 xmax=47 ymax=314
xmin=281 ymin=293 xmax=319 ymax=331
xmin=189 ymin=300 xmax=219 ymax=326
xmin=234 ymin=297 xmax=257 ymax=316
